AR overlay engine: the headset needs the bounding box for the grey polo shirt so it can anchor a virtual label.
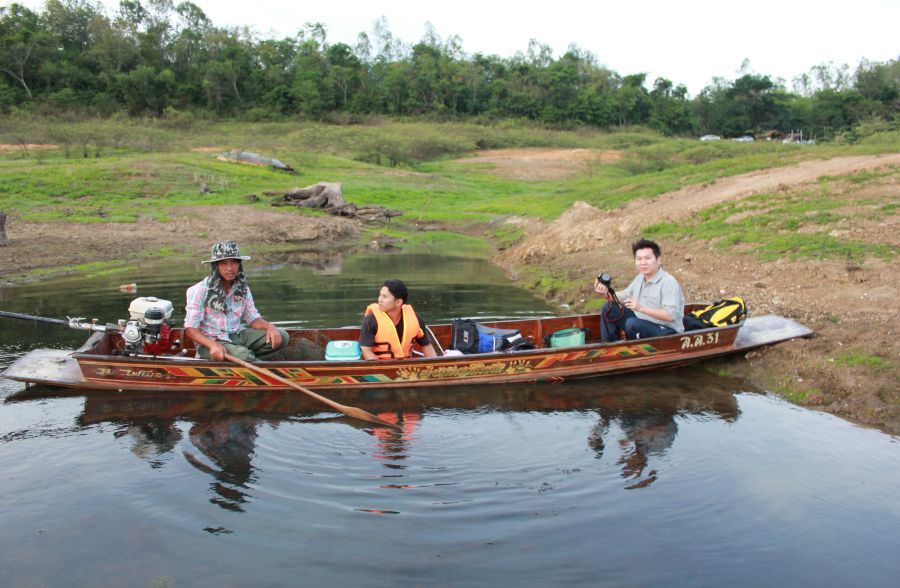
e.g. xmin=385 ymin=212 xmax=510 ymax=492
xmin=618 ymin=268 xmax=685 ymax=332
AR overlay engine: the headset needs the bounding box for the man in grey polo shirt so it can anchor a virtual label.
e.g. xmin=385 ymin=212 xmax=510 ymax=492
xmin=594 ymin=238 xmax=685 ymax=341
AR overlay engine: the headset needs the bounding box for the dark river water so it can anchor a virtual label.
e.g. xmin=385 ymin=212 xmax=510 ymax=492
xmin=1 ymin=253 xmax=898 ymax=587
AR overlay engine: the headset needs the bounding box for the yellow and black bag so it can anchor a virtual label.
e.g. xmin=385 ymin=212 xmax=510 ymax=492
xmin=685 ymin=297 xmax=747 ymax=330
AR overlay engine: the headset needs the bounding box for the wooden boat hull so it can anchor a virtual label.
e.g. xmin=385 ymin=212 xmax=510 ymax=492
xmin=3 ymin=313 xmax=813 ymax=393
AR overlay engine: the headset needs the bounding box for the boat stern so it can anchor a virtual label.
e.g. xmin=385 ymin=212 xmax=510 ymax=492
xmin=2 ymin=349 xmax=86 ymax=388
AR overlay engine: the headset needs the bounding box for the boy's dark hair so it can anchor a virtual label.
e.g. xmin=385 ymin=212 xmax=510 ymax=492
xmin=383 ymin=279 xmax=409 ymax=304
xmin=632 ymin=238 xmax=661 ymax=258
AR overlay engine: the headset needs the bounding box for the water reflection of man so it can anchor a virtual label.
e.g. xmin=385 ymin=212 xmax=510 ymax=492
xmin=616 ymin=412 xmax=678 ymax=489
xmin=121 ymin=419 xmax=182 ymax=468
xmin=589 ymin=407 xmax=678 ymax=490
xmin=184 ymin=417 xmax=263 ymax=512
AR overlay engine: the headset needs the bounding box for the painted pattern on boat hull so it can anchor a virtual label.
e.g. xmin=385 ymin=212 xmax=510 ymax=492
xmin=4 ymin=313 xmax=813 ymax=393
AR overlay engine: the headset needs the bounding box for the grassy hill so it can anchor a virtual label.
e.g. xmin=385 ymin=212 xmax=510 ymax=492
xmin=3 ymin=117 xmax=897 ymax=229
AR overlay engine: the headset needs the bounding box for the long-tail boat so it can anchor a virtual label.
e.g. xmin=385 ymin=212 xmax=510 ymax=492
xmin=2 ymin=304 xmax=812 ymax=393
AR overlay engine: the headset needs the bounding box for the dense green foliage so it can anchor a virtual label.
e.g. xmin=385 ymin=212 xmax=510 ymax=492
xmin=1 ymin=0 xmax=898 ymax=139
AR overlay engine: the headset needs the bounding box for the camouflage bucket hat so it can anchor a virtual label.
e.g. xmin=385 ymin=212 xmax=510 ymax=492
xmin=201 ymin=240 xmax=251 ymax=264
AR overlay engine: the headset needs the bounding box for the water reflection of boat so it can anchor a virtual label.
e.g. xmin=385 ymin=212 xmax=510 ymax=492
xmin=6 ymin=368 xmax=742 ymax=425
xmin=2 ymin=311 xmax=812 ymax=393
xmin=7 ymin=369 xmax=744 ymax=498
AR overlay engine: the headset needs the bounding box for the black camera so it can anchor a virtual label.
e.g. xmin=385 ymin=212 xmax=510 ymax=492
xmin=596 ymin=272 xmax=620 ymax=305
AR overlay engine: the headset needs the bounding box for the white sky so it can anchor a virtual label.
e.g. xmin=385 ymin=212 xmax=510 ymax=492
xmin=6 ymin=0 xmax=900 ymax=95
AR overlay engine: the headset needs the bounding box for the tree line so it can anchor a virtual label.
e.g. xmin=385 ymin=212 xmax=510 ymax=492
xmin=2 ymin=0 xmax=898 ymax=139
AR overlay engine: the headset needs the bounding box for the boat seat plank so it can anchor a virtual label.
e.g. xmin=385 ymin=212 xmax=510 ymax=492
xmin=733 ymin=315 xmax=814 ymax=350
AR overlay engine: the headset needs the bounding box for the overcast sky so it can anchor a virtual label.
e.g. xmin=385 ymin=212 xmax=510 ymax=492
xmin=6 ymin=0 xmax=899 ymax=95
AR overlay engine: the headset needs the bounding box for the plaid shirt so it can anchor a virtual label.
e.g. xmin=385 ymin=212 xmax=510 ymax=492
xmin=184 ymin=279 xmax=262 ymax=342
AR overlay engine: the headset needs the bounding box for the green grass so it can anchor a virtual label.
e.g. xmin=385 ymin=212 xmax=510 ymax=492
xmin=819 ymin=167 xmax=898 ymax=185
xmin=834 ymin=351 xmax=893 ymax=371
xmin=401 ymin=229 xmax=492 ymax=256
xmin=491 ymin=224 xmax=526 ymax=250
xmin=583 ymin=298 xmax=606 ymax=312
xmin=775 ymin=383 xmax=813 ymax=404
xmin=509 ymin=263 xmax=583 ymax=300
xmin=644 ymin=166 xmax=899 ymax=262
xmin=2 ymin=117 xmax=898 ymax=252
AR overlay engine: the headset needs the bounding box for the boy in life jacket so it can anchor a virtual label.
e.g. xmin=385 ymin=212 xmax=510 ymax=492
xmin=359 ymin=279 xmax=438 ymax=360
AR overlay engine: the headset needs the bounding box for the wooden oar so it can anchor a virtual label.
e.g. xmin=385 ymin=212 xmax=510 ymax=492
xmin=224 ymin=353 xmax=398 ymax=429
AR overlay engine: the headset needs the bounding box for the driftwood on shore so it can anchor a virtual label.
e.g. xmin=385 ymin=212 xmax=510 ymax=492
xmin=272 ymin=182 xmax=346 ymax=208
xmin=217 ymin=150 xmax=295 ymax=173
xmin=0 ymin=211 xmax=8 ymax=246
xmin=267 ymin=182 xmax=402 ymax=222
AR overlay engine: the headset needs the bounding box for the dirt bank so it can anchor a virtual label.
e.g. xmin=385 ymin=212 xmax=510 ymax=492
xmin=0 ymin=206 xmax=360 ymax=284
xmin=495 ymin=150 xmax=900 ymax=434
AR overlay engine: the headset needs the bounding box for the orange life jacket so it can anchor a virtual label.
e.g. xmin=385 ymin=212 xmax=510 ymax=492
xmin=365 ymin=303 xmax=424 ymax=360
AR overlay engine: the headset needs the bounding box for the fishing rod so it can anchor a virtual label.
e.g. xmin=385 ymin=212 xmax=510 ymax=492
xmin=0 ymin=309 xmax=120 ymax=332
xmin=0 ymin=306 xmax=173 ymax=356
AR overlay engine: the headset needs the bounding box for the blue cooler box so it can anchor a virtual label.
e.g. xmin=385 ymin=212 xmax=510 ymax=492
xmin=325 ymin=340 xmax=362 ymax=361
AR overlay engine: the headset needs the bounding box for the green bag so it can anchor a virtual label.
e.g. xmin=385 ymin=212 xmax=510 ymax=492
xmin=546 ymin=328 xmax=587 ymax=348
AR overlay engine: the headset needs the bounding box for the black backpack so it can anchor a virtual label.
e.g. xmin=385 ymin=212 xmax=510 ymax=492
xmin=450 ymin=319 xmax=480 ymax=354
xmin=450 ymin=320 xmax=533 ymax=353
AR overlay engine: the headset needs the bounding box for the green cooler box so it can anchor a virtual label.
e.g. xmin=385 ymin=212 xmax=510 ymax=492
xmin=325 ymin=340 xmax=362 ymax=361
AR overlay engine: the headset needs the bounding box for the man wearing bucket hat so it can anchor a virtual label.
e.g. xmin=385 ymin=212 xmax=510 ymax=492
xmin=184 ymin=240 xmax=288 ymax=361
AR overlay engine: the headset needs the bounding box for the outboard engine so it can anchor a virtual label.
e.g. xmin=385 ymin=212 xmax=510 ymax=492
xmin=118 ymin=296 xmax=176 ymax=356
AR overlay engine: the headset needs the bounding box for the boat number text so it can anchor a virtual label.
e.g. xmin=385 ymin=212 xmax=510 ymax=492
xmin=680 ymin=332 xmax=719 ymax=350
